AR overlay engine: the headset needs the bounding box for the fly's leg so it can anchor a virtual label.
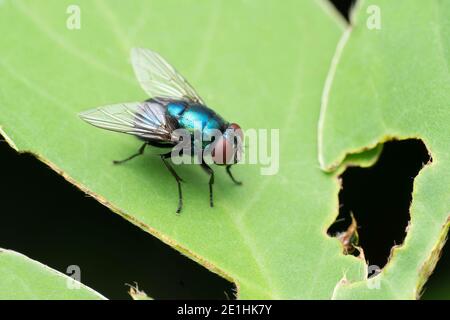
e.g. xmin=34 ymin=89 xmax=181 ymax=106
xmin=226 ymin=165 xmax=242 ymax=185
xmin=161 ymin=153 xmax=183 ymax=214
xmin=113 ymin=143 xmax=147 ymax=165
xmin=201 ymin=162 xmax=215 ymax=208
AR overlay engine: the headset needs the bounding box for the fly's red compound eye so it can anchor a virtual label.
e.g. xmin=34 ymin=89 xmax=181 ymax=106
xmin=228 ymin=123 xmax=243 ymax=163
xmin=212 ymin=123 xmax=243 ymax=165
xmin=228 ymin=123 xmax=243 ymax=142
xmin=212 ymin=136 xmax=233 ymax=165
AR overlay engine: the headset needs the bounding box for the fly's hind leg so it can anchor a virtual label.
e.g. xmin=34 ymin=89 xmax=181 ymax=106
xmin=201 ymin=162 xmax=215 ymax=208
xmin=113 ymin=143 xmax=147 ymax=165
xmin=161 ymin=153 xmax=184 ymax=214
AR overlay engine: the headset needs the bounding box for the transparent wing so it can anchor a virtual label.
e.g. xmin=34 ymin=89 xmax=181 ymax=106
xmin=131 ymin=48 xmax=205 ymax=104
xmin=79 ymin=101 xmax=176 ymax=142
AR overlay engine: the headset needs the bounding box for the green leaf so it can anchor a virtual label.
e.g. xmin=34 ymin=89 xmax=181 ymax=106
xmin=319 ymin=0 xmax=450 ymax=299
xmin=0 ymin=249 xmax=105 ymax=299
xmin=0 ymin=0 xmax=368 ymax=298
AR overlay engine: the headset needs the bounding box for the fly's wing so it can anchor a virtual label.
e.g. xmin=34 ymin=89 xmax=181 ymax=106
xmin=79 ymin=101 xmax=177 ymax=142
xmin=131 ymin=48 xmax=205 ymax=104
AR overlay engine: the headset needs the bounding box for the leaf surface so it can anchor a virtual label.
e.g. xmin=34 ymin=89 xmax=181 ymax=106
xmin=0 ymin=249 xmax=105 ymax=299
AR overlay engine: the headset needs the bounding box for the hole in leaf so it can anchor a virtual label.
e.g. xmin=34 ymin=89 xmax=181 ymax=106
xmin=328 ymin=139 xmax=432 ymax=269
xmin=329 ymin=0 xmax=357 ymax=21
xmin=0 ymin=136 xmax=235 ymax=299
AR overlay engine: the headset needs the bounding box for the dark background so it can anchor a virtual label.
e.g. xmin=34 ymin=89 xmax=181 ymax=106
xmin=0 ymin=0 xmax=447 ymax=300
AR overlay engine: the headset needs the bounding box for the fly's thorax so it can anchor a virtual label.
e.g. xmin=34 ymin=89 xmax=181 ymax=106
xmin=177 ymin=105 xmax=225 ymax=130
xmin=168 ymin=102 xmax=227 ymax=146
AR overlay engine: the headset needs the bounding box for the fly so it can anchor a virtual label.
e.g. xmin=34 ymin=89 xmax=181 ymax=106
xmin=79 ymin=48 xmax=243 ymax=213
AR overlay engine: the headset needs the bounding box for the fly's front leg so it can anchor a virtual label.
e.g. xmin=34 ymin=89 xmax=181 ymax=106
xmin=161 ymin=153 xmax=184 ymax=214
xmin=226 ymin=164 xmax=242 ymax=185
xmin=113 ymin=143 xmax=147 ymax=165
xmin=201 ymin=162 xmax=215 ymax=208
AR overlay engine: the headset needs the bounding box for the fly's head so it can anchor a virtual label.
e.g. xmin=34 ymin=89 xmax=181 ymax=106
xmin=212 ymin=123 xmax=243 ymax=166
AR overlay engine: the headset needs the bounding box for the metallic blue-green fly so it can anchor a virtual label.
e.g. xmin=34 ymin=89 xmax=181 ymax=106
xmin=79 ymin=48 xmax=243 ymax=213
